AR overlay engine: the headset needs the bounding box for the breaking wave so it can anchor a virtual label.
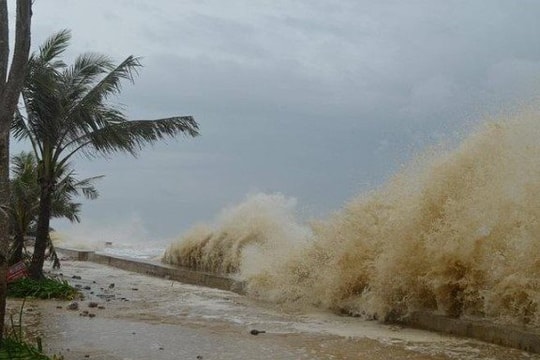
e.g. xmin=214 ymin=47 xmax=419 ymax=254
xmin=164 ymin=110 xmax=540 ymax=327
xmin=163 ymin=193 xmax=311 ymax=274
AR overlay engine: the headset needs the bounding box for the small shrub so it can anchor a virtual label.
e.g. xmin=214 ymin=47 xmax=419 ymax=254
xmin=0 ymin=337 xmax=57 ymax=359
xmin=8 ymin=278 xmax=79 ymax=300
xmin=0 ymin=300 xmax=63 ymax=359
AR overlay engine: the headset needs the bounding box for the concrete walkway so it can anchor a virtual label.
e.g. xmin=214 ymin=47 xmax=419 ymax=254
xmin=55 ymin=248 xmax=540 ymax=356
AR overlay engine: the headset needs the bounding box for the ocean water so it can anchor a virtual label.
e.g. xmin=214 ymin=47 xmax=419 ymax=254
xmin=163 ymin=110 xmax=540 ymax=328
xmin=52 ymin=218 xmax=167 ymax=260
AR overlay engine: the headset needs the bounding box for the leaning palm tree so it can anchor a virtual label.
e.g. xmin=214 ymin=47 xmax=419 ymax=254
xmin=8 ymin=151 xmax=102 ymax=267
xmin=12 ymin=30 xmax=199 ymax=278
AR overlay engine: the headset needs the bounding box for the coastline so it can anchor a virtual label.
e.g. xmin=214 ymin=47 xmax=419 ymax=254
xmin=13 ymin=248 xmax=537 ymax=359
xmin=57 ymin=247 xmax=540 ymax=355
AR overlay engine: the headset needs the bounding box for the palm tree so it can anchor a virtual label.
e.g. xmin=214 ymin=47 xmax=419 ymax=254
xmin=8 ymin=152 xmax=38 ymax=265
xmin=12 ymin=30 xmax=200 ymax=278
xmin=8 ymin=151 xmax=102 ymax=267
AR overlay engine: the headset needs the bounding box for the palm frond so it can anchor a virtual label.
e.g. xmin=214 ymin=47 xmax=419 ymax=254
xmin=61 ymin=53 xmax=115 ymax=95
xmin=11 ymin=109 xmax=41 ymax=155
xmin=60 ymin=116 xmax=199 ymax=162
xmin=67 ymin=55 xmax=141 ymax=117
xmin=74 ymin=175 xmax=103 ymax=200
xmin=54 ymin=165 xmax=103 ymax=201
xmin=52 ymin=55 xmax=142 ymax=151
xmin=10 ymin=152 xmax=101 ymax=229
xmin=37 ymin=29 xmax=71 ymax=64
xmin=50 ymin=200 xmax=81 ymax=223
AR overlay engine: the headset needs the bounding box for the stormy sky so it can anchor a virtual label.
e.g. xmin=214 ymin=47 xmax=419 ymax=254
xmin=11 ymin=0 xmax=540 ymax=241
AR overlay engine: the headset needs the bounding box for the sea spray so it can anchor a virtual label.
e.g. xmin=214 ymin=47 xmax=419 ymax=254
xmin=163 ymin=193 xmax=311 ymax=274
xmin=164 ymin=111 xmax=540 ymax=327
xmin=53 ymin=217 xmax=168 ymax=259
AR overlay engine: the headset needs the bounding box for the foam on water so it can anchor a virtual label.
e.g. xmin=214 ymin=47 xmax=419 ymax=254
xmin=164 ymin=110 xmax=540 ymax=327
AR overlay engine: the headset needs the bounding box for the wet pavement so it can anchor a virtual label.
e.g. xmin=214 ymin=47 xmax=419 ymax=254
xmin=7 ymin=260 xmax=539 ymax=360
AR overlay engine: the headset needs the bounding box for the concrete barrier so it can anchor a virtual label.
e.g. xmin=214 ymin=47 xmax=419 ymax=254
xmin=56 ymin=247 xmax=244 ymax=293
xmin=55 ymin=247 xmax=540 ymax=354
xmin=402 ymin=311 xmax=540 ymax=353
xmin=55 ymin=247 xmax=93 ymax=261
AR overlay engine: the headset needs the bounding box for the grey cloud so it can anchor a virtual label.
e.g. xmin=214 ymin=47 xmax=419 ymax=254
xmin=19 ymin=0 xmax=540 ymax=238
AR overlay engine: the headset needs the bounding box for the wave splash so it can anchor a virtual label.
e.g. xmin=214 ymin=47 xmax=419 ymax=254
xmin=164 ymin=111 xmax=540 ymax=327
xmin=163 ymin=193 xmax=311 ymax=274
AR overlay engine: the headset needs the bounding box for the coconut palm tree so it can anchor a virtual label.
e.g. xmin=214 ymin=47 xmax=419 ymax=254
xmin=8 ymin=152 xmax=39 ymax=265
xmin=12 ymin=30 xmax=199 ymax=278
xmin=8 ymin=151 xmax=102 ymax=267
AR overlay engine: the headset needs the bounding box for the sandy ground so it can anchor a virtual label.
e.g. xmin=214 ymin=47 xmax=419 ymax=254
xmin=6 ymin=260 xmax=539 ymax=360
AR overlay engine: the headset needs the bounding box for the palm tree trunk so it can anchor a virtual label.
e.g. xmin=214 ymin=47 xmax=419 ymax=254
xmin=29 ymin=181 xmax=52 ymax=279
xmin=0 ymin=129 xmax=9 ymax=340
xmin=0 ymin=0 xmax=32 ymax=341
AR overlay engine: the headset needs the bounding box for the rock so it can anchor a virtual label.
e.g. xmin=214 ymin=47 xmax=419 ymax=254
xmin=72 ymin=275 xmax=81 ymax=280
xmin=56 ymin=306 xmax=62 ymax=309
xmin=96 ymin=294 xmax=115 ymax=300
xmin=88 ymin=313 xmax=96 ymax=318
xmin=83 ymin=286 xmax=91 ymax=290
xmin=88 ymin=302 xmax=98 ymax=308
xmin=196 ymin=356 xmax=203 ymax=359
xmin=97 ymin=306 xmax=105 ymax=310
xmin=250 ymin=329 xmax=266 ymax=335
xmin=67 ymin=302 xmax=79 ymax=310
xmin=131 ymin=288 xmax=138 ymax=291
xmin=108 ymin=283 xmax=115 ymax=289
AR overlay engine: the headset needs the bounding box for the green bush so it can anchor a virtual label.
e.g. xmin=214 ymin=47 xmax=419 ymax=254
xmin=8 ymin=278 xmax=79 ymax=300
xmin=0 ymin=338 xmax=57 ymax=359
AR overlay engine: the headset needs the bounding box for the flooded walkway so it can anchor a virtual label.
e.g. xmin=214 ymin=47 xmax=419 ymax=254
xmin=9 ymin=261 xmax=537 ymax=360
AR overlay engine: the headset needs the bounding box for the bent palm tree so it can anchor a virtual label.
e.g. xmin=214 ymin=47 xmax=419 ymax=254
xmin=13 ymin=30 xmax=199 ymax=278
xmin=9 ymin=151 xmax=102 ymax=267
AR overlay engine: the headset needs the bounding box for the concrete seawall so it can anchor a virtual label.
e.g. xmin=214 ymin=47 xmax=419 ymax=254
xmin=56 ymin=247 xmax=244 ymax=293
xmin=56 ymin=247 xmax=540 ymax=354
xmin=402 ymin=311 xmax=540 ymax=354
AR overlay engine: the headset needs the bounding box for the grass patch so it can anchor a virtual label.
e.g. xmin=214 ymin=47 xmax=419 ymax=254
xmin=0 ymin=337 xmax=59 ymax=359
xmin=0 ymin=300 xmax=63 ymax=359
xmin=8 ymin=278 xmax=79 ymax=300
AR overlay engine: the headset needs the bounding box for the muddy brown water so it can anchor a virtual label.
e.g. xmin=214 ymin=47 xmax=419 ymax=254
xmin=7 ymin=261 xmax=538 ymax=360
